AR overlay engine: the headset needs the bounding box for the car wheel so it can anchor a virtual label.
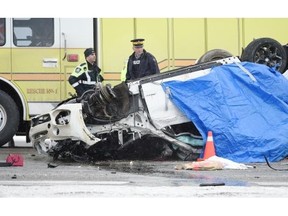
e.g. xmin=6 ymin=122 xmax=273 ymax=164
xmin=196 ymin=49 xmax=233 ymax=64
xmin=0 ymin=90 xmax=20 ymax=147
xmin=241 ymin=37 xmax=287 ymax=73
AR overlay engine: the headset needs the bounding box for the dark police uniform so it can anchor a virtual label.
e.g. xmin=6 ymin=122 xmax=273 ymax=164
xmin=68 ymin=48 xmax=103 ymax=96
xmin=126 ymin=39 xmax=160 ymax=81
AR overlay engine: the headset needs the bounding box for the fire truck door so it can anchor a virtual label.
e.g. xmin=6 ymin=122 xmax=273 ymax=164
xmin=10 ymin=18 xmax=61 ymax=115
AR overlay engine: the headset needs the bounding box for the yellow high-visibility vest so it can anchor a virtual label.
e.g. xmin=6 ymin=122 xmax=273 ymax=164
xmin=120 ymin=59 xmax=128 ymax=81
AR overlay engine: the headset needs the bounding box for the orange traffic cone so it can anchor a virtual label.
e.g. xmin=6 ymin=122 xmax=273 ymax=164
xmin=202 ymin=131 xmax=216 ymax=160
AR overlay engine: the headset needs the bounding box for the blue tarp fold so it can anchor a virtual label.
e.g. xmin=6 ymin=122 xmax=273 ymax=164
xmin=162 ymin=62 xmax=288 ymax=162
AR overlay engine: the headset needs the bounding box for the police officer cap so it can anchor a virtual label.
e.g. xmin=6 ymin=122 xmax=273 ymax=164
xmin=84 ymin=48 xmax=95 ymax=58
xmin=131 ymin=38 xmax=144 ymax=47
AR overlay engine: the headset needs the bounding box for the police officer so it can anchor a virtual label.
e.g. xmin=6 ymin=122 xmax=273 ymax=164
xmin=68 ymin=48 xmax=103 ymax=97
xmin=125 ymin=38 xmax=160 ymax=81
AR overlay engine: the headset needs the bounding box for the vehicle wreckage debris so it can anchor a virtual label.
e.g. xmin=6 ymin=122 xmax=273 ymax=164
xmin=31 ymin=59 xmax=246 ymax=163
xmin=199 ymin=183 xmax=225 ymax=187
xmin=48 ymin=134 xmax=197 ymax=163
xmin=47 ymin=163 xmax=59 ymax=168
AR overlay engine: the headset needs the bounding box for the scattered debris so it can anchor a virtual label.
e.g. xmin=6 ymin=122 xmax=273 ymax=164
xmin=0 ymin=162 xmax=12 ymax=167
xmin=175 ymin=160 xmax=224 ymax=171
xmin=47 ymin=163 xmax=59 ymax=168
xmin=199 ymin=183 xmax=225 ymax=187
xmin=6 ymin=154 xmax=24 ymax=166
xmin=0 ymin=154 xmax=24 ymax=167
xmin=175 ymin=156 xmax=253 ymax=171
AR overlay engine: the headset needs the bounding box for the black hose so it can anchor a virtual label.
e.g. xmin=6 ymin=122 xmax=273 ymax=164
xmin=264 ymin=156 xmax=288 ymax=171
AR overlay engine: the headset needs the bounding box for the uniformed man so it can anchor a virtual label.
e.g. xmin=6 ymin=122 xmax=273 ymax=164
xmin=125 ymin=38 xmax=160 ymax=81
xmin=68 ymin=48 xmax=103 ymax=97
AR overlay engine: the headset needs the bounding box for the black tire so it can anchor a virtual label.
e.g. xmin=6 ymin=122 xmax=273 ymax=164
xmin=0 ymin=90 xmax=20 ymax=147
xmin=196 ymin=49 xmax=233 ymax=64
xmin=241 ymin=37 xmax=287 ymax=73
xmin=283 ymin=44 xmax=288 ymax=71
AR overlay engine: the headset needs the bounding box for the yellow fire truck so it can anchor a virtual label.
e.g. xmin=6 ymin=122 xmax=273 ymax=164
xmin=1 ymin=18 xmax=288 ymax=146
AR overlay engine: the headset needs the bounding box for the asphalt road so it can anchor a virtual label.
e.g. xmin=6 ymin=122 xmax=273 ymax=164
xmin=1 ymin=137 xmax=288 ymax=215
xmin=1 ymin=145 xmax=288 ymax=197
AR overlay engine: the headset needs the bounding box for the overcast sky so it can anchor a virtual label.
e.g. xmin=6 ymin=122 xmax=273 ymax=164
xmin=2 ymin=0 xmax=287 ymax=18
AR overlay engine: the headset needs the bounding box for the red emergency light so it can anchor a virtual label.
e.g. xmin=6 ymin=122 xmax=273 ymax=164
xmin=67 ymin=54 xmax=79 ymax=62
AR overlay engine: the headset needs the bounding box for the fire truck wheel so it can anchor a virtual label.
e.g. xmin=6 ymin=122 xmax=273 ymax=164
xmin=241 ymin=37 xmax=288 ymax=73
xmin=196 ymin=49 xmax=233 ymax=64
xmin=0 ymin=90 xmax=20 ymax=147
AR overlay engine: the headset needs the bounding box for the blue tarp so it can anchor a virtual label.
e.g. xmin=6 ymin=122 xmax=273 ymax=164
xmin=162 ymin=62 xmax=288 ymax=163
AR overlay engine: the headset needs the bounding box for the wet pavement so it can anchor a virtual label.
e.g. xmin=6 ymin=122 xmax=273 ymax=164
xmin=1 ymin=145 xmax=288 ymax=216
xmin=1 ymin=146 xmax=288 ymax=198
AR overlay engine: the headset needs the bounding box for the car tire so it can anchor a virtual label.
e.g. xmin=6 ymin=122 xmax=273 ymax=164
xmin=196 ymin=49 xmax=233 ymax=64
xmin=241 ymin=37 xmax=287 ymax=73
xmin=0 ymin=90 xmax=20 ymax=147
xmin=283 ymin=44 xmax=288 ymax=72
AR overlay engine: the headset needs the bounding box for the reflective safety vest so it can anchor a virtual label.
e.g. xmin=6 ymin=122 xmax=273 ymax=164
xmin=120 ymin=59 xmax=128 ymax=82
xmin=68 ymin=61 xmax=103 ymax=96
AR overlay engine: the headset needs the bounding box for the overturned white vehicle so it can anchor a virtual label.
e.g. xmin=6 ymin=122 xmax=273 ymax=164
xmin=29 ymin=57 xmax=240 ymax=162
